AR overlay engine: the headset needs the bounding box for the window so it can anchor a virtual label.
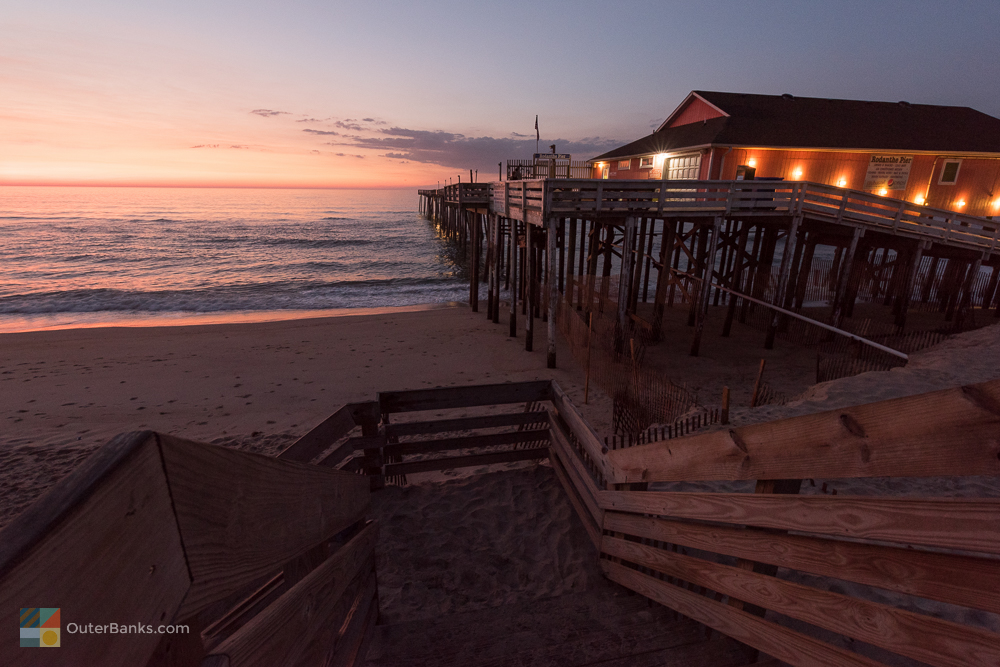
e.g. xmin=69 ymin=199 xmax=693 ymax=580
xmin=665 ymin=154 xmax=702 ymax=180
xmin=938 ymin=160 xmax=961 ymax=185
xmin=639 ymin=156 xmax=654 ymax=168
xmin=618 ymin=160 xmax=632 ymax=170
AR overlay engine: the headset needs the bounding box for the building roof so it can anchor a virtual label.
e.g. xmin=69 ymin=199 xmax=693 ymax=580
xmin=591 ymin=91 xmax=1000 ymax=162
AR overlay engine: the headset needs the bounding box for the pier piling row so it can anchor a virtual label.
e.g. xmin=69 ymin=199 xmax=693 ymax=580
xmin=419 ymin=179 xmax=1000 ymax=370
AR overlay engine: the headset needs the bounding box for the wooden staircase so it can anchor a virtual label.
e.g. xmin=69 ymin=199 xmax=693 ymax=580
xmin=361 ymin=583 xmax=761 ymax=667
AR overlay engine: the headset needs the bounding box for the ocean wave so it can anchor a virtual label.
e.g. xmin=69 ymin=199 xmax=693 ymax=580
xmin=0 ymin=278 xmax=472 ymax=314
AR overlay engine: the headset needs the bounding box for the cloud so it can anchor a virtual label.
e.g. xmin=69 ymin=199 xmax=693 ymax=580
xmin=324 ymin=126 xmax=622 ymax=170
xmin=250 ymin=109 xmax=291 ymax=117
xmin=296 ymin=117 xmax=328 ymax=123
xmin=334 ymin=120 xmax=365 ymax=131
xmin=191 ymin=144 xmax=251 ymax=149
xmin=303 ymin=128 xmax=340 ymax=136
xmin=333 ymin=152 xmax=365 ymax=159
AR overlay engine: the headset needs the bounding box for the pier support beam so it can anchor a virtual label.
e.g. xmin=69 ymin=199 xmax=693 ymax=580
xmin=525 ymin=223 xmax=534 ymax=352
xmin=509 ymin=219 xmax=518 ymax=337
xmin=470 ymin=210 xmax=480 ymax=312
xmin=547 ymin=216 xmax=558 ymax=368
xmin=765 ymin=214 xmax=802 ymax=349
xmin=829 ymin=227 xmax=863 ymax=332
xmin=690 ymin=216 xmax=721 ymax=357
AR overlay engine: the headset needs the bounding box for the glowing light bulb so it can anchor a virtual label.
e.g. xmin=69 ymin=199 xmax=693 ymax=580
xmin=914 ymin=195 xmax=925 ymax=205
xmin=747 ymin=158 xmax=757 ymax=168
xmin=957 ymin=200 xmax=966 ymax=208
xmin=878 ymin=188 xmax=888 ymax=196
xmin=837 ymin=178 xmax=847 ymax=188
xmin=793 ymin=168 xmax=803 ymax=179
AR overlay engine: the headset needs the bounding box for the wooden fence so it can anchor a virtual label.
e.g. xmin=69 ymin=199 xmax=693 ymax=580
xmin=545 ymin=378 xmax=1000 ymax=667
xmin=6 ymin=379 xmax=999 ymax=665
xmin=0 ymin=431 xmax=375 ymax=667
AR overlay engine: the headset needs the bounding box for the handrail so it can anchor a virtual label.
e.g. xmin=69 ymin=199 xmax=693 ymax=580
xmin=0 ymin=431 xmax=374 ymax=666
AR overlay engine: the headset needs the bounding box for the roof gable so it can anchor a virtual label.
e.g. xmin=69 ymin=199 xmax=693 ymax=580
xmin=659 ymin=92 xmax=728 ymax=130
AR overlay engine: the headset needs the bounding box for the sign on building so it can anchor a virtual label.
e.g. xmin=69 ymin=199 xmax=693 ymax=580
xmin=864 ymin=155 xmax=913 ymax=190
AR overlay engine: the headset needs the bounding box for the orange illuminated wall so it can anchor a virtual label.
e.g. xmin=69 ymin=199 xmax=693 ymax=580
xmin=711 ymin=147 xmax=1000 ymax=217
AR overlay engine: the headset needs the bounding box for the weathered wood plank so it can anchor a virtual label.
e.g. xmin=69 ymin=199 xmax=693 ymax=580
xmin=549 ymin=380 xmax=615 ymax=482
xmin=549 ymin=417 xmax=604 ymax=528
xmin=549 ymin=447 xmax=601 ymax=548
xmin=602 ymin=560 xmax=883 ymax=667
xmin=325 ymin=571 xmax=378 ymax=667
xmin=206 ymin=522 xmax=377 ymax=667
xmin=0 ymin=432 xmax=191 ymax=667
xmin=603 ymin=511 xmax=1000 ymax=615
xmin=279 ymin=402 xmax=379 ymax=463
xmin=384 ymin=411 xmax=548 ymax=437
xmin=377 ymin=380 xmax=551 ymax=413
xmin=599 ymin=491 xmax=1000 ymax=554
xmin=603 ymin=536 xmax=1000 ymax=667
xmin=607 ymin=380 xmax=1000 ymax=483
xmin=158 ymin=434 xmax=370 ymax=617
xmin=382 ymin=428 xmax=549 ymax=458
xmin=383 ymin=447 xmax=549 ymax=476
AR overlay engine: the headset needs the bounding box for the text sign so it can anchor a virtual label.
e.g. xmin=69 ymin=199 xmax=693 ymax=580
xmin=864 ymin=155 xmax=913 ymax=191
xmin=534 ymin=153 xmax=571 ymax=160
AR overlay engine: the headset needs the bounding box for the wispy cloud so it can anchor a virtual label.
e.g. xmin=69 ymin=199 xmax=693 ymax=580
xmin=303 ymin=128 xmax=340 ymax=136
xmin=296 ymin=117 xmax=328 ymax=123
xmin=250 ymin=109 xmax=291 ymax=117
xmin=326 ymin=126 xmax=621 ymax=169
xmin=191 ymin=144 xmax=252 ymax=149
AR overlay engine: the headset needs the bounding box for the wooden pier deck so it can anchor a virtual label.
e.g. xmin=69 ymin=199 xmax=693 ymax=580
xmin=419 ymin=178 xmax=1000 ymax=371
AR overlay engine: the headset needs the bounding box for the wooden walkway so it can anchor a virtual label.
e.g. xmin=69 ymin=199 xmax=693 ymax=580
xmin=3 ymin=378 xmax=1000 ymax=665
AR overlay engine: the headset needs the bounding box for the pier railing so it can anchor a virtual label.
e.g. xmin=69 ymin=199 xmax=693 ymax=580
xmin=485 ymin=179 xmax=1000 ymax=253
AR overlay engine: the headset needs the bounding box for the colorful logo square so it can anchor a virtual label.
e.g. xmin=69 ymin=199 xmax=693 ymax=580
xmin=20 ymin=608 xmax=60 ymax=647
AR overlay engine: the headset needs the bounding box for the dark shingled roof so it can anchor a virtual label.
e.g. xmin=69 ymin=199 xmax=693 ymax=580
xmin=591 ymin=91 xmax=1000 ymax=161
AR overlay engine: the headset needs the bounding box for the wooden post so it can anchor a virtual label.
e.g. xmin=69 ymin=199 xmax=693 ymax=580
xmin=750 ymin=359 xmax=766 ymax=408
xmin=765 ymin=214 xmax=802 ymax=349
xmin=722 ymin=221 xmax=750 ymax=337
xmin=547 ymin=216 xmax=558 ymax=368
xmin=792 ymin=234 xmax=817 ymax=310
xmin=509 ymin=219 xmax=518 ymax=337
xmin=829 ymin=227 xmax=863 ymax=331
xmin=642 ymin=218 xmax=656 ymax=303
xmin=688 ymin=223 xmax=708 ymax=327
xmin=895 ymin=240 xmax=926 ymax=330
xmin=525 ymin=223 xmax=534 ymax=352
xmin=652 ymin=218 xmax=676 ymax=339
xmin=690 ymin=217 xmax=721 ymax=357
xmin=469 ymin=211 xmax=479 ymax=312
xmin=567 ymin=218 xmax=577 ymax=307
xmin=492 ymin=216 xmax=501 ymax=324
xmin=721 ymin=386 xmax=730 ymax=425
xmin=955 ymin=254 xmax=984 ymax=329
xmin=584 ymin=312 xmax=593 ymax=404
xmin=616 ymin=217 xmax=637 ymax=353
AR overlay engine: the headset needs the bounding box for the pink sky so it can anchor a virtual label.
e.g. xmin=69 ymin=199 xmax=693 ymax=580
xmin=3 ymin=1 xmax=999 ymax=189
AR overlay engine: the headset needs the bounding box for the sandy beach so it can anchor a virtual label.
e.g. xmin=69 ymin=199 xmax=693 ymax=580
xmin=0 ymin=304 xmax=613 ymax=530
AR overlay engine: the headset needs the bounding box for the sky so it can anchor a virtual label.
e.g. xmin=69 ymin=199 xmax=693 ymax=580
xmin=3 ymin=0 xmax=1000 ymax=189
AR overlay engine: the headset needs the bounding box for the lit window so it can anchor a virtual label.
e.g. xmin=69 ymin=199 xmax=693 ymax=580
xmin=939 ymin=160 xmax=962 ymax=185
xmin=639 ymin=156 xmax=654 ymax=168
xmin=618 ymin=160 xmax=632 ymax=170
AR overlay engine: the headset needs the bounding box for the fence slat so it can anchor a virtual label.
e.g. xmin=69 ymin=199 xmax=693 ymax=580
xmin=603 ymin=535 xmax=1000 ymax=667
xmin=601 ymin=560 xmax=882 ymax=667
xmin=607 ymin=380 xmax=1000 ymax=483
xmin=603 ymin=511 xmax=1000 ymax=615
xmin=600 ymin=491 xmax=1000 ymax=554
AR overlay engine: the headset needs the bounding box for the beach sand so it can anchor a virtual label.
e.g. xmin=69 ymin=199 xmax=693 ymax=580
xmin=0 ymin=304 xmax=612 ymax=530
xmin=3 ymin=302 xmax=999 ymax=656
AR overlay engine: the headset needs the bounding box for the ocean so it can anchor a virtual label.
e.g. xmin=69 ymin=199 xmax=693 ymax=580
xmin=0 ymin=187 xmax=474 ymax=333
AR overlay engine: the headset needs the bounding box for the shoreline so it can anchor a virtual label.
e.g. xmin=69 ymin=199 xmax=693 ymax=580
xmin=0 ymin=301 xmax=466 ymax=335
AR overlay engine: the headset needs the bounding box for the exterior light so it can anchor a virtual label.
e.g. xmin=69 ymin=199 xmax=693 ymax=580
xmin=793 ymin=168 xmax=803 ymax=179
xmin=957 ymin=200 xmax=966 ymax=208
xmin=993 ymin=198 xmax=1000 ymax=208
xmin=655 ymin=153 xmax=667 ymax=166
xmin=914 ymin=194 xmax=925 ymax=205
xmin=747 ymin=158 xmax=757 ymax=168
xmin=878 ymin=188 xmax=888 ymax=196
xmin=837 ymin=178 xmax=847 ymax=188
